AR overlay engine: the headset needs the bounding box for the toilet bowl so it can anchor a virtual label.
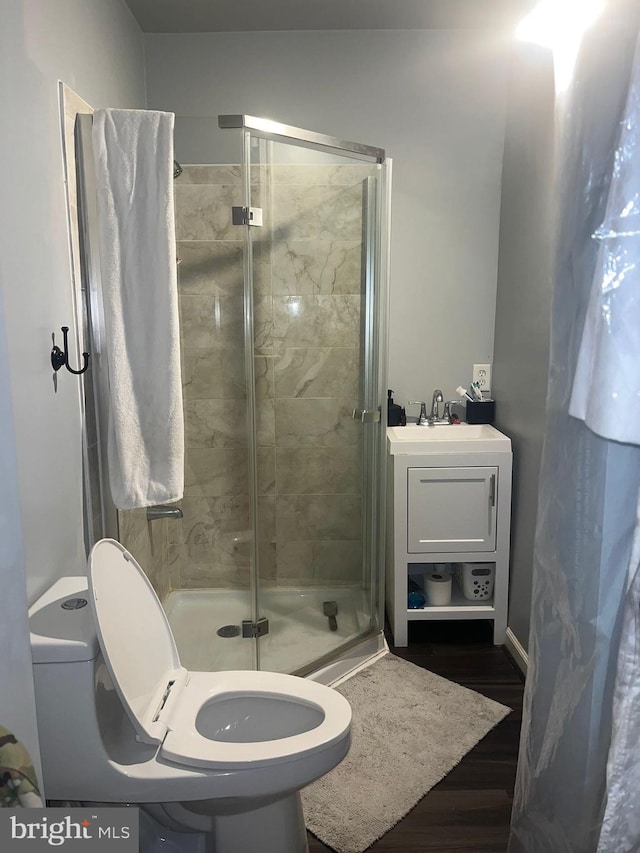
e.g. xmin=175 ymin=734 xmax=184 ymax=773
xmin=29 ymin=539 xmax=351 ymax=853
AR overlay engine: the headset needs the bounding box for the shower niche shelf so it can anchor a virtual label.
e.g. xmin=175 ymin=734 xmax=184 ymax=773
xmin=385 ymin=425 xmax=512 ymax=646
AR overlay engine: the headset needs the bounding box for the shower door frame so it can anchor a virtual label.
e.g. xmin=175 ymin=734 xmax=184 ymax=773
xmin=219 ymin=114 xmax=391 ymax=675
xmin=75 ymin=108 xmax=391 ymax=681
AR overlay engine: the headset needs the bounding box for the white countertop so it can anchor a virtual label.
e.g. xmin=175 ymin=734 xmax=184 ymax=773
xmin=387 ymin=423 xmax=511 ymax=454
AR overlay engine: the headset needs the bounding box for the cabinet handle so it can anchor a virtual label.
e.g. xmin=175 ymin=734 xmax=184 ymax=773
xmin=489 ymin=474 xmax=496 ymax=507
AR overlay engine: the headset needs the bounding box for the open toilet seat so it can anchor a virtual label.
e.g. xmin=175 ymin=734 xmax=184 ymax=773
xmin=160 ymin=671 xmax=348 ymax=769
xmin=88 ymin=540 xmax=350 ymax=772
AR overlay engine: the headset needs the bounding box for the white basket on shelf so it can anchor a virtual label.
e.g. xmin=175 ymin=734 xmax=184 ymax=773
xmin=456 ymin=563 xmax=495 ymax=601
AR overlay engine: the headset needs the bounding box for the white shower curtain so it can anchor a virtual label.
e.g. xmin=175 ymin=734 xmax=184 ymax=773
xmin=574 ymin=29 xmax=640 ymax=852
xmin=509 ymin=6 xmax=640 ymax=852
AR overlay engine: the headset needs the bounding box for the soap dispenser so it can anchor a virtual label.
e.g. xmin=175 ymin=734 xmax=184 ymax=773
xmin=387 ymin=390 xmax=406 ymax=427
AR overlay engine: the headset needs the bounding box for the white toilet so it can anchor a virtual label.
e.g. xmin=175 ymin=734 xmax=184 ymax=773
xmin=29 ymin=539 xmax=351 ymax=853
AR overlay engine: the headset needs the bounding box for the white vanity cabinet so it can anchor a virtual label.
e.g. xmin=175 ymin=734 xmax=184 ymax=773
xmin=407 ymin=466 xmax=498 ymax=553
xmin=386 ymin=424 xmax=512 ymax=646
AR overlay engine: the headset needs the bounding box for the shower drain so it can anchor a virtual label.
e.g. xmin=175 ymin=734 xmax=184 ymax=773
xmin=217 ymin=625 xmax=241 ymax=638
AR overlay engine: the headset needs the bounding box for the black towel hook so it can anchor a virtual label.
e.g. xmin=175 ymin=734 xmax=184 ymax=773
xmin=51 ymin=326 xmax=90 ymax=375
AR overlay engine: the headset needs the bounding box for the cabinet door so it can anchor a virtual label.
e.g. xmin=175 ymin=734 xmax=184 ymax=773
xmin=407 ymin=467 xmax=497 ymax=553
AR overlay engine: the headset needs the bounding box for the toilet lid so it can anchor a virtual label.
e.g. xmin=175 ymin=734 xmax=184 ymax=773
xmin=88 ymin=539 xmax=185 ymax=745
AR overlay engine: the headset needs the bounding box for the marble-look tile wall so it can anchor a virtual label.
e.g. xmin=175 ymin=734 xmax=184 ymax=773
xmin=169 ymin=161 xmax=373 ymax=592
xmin=118 ymin=510 xmax=171 ymax=602
xmin=169 ymin=165 xmax=253 ymax=591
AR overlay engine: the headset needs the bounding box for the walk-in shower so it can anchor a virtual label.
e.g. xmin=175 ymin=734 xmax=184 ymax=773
xmin=75 ymin=112 xmax=390 ymax=681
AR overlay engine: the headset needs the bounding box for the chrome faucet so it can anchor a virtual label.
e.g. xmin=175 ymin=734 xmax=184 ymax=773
xmin=430 ymin=389 xmax=444 ymax=422
xmin=409 ymin=390 xmax=446 ymax=425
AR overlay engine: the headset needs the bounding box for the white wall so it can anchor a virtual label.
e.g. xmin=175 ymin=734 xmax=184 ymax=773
xmin=0 ymin=0 xmax=146 ymax=605
xmin=0 ymin=286 xmax=43 ymax=794
xmin=144 ymin=29 xmax=509 ymax=408
xmin=493 ymin=44 xmax=555 ymax=655
xmin=0 ymin=0 xmax=145 ymax=789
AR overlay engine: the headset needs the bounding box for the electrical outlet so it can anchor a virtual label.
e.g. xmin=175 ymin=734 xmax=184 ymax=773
xmin=472 ymin=363 xmax=491 ymax=394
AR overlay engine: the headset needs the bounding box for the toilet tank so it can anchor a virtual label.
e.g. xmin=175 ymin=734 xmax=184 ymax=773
xmin=29 ymin=576 xmax=104 ymax=797
xmin=30 ymin=576 xmax=161 ymax=802
xmin=29 ymin=576 xmax=99 ymax=665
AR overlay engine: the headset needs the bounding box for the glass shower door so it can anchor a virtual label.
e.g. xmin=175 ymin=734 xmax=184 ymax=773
xmin=158 ymin=146 xmax=258 ymax=673
xmin=235 ymin=120 xmax=388 ymax=674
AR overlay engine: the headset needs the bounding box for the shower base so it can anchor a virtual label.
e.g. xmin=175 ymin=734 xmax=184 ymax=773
xmin=164 ymin=586 xmax=373 ymax=677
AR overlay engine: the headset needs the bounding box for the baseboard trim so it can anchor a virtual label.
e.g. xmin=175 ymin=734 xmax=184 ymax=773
xmin=505 ymin=627 xmax=528 ymax=675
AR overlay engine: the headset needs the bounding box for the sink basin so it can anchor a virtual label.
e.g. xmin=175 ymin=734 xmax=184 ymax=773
xmin=387 ymin=423 xmax=511 ymax=454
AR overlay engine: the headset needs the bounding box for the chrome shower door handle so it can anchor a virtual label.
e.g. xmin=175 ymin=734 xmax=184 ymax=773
xmin=146 ymin=505 xmax=184 ymax=521
xmin=352 ymin=407 xmax=381 ymax=423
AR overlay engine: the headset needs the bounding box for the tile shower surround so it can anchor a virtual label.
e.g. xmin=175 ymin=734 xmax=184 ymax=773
xmin=121 ymin=162 xmax=372 ymax=596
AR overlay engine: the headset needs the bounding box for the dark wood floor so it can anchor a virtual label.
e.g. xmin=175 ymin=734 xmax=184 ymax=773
xmin=307 ymin=620 xmax=525 ymax=853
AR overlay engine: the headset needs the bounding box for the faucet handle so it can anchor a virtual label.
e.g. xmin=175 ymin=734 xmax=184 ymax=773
xmin=443 ymin=400 xmax=463 ymax=424
xmin=408 ymin=401 xmax=429 ymax=425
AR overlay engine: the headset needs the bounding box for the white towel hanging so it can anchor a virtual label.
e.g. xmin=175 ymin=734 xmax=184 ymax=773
xmin=92 ymin=108 xmax=184 ymax=510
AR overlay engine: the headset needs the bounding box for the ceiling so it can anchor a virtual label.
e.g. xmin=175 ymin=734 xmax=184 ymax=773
xmin=123 ymin=0 xmax=533 ymax=34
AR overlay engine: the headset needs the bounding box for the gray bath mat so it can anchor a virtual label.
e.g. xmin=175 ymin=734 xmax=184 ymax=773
xmin=302 ymin=652 xmax=510 ymax=853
